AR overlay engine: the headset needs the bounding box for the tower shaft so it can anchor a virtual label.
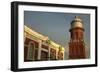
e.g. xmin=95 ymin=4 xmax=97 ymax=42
xmin=69 ymin=16 xmax=86 ymax=59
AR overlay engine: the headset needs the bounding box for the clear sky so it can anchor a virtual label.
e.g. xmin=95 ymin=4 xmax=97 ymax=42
xmin=24 ymin=11 xmax=90 ymax=59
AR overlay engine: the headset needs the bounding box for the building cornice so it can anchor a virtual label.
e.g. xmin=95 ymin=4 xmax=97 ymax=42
xmin=24 ymin=25 xmax=65 ymax=51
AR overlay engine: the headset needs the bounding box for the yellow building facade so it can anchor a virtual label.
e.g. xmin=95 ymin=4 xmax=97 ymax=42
xmin=24 ymin=25 xmax=65 ymax=61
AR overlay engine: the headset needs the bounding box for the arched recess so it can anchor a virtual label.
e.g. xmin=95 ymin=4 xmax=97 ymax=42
xmin=27 ymin=41 xmax=35 ymax=61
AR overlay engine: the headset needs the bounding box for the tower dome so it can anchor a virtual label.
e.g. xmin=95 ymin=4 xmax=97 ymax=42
xmin=71 ymin=16 xmax=84 ymax=29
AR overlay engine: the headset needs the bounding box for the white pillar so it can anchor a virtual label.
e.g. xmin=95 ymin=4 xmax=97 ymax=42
xmin=48 ymin=45 xmax=50 ymax=60
xmin=56 ymin=50 xmax=58 ymax=60
xmin=38 ymin=40 xmax=42 ymax=60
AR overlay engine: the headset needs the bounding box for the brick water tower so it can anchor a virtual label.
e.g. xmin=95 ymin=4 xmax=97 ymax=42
xmin=69 ymin=16 xmax=86 ymax=59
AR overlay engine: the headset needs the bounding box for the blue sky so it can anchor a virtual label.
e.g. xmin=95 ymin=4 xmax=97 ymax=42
xmin=24 ymin=11 xmax=90 ymax=59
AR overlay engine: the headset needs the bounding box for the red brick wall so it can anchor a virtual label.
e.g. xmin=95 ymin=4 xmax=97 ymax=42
xmin=69 ymin=41 xmax=86 ymax=59
xmin=24 ymin=46 xmax=28 ymax=62
xmin=70 ymin=28 xmax=84 ymax=40
xmin=69 ymin=27 xmax=86 ymax=59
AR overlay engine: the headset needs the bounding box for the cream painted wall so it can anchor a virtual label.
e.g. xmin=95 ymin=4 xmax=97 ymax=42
xmin=0 ymin=0 xmax=99 ymax=73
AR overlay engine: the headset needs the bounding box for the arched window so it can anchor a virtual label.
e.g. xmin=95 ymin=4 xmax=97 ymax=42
xmin=27 ymin=41 xmax=35 ymax=61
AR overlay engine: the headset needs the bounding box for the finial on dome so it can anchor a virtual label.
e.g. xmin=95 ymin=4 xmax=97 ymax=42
xmin=75 ymin=16 xmax=80 ymax=19
xmin=73 ymin=16 xmax=82 ymax=22
xmin=70 ymin=16 xmax=84 ymax=29
xmin=75 ymin=16 xmax=78 ymax=18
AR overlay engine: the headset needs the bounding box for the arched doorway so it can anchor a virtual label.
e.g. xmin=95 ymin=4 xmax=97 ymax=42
xmin=27 ymin=41 xmax=35 ymax=61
